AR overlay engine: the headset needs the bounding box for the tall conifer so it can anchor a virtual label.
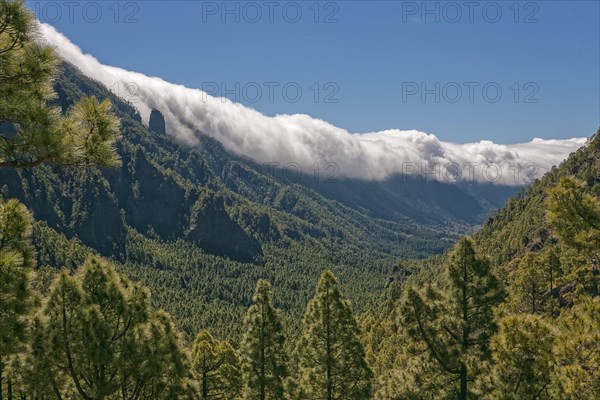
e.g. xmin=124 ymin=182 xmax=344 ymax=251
xmin=295 ymin=271 xmax=372 ymax=400
xmin=240 ymin=280 xmax=287 ymax=400
xmin=401 ymin=238 xmax=504 ymax=399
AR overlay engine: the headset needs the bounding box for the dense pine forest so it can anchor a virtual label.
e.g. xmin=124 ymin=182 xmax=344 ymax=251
xmin=1 ymin=1 xmax=598 ymax=398
xmin=0 ymin=25 xmax=516 ymax=343
xmin=361 ymin=132 xmax=600 ymax=398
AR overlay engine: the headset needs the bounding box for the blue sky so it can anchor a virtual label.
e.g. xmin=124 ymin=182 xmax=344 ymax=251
xmin=29 ymin=0 xmax=599 ymax=143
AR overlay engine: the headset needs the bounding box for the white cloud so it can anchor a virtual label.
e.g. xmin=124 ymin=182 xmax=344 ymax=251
xmin=40 ymin=23 xmax=587 ymax=185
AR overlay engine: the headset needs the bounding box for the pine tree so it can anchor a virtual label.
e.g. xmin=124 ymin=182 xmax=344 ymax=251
xmin=192 ymin=329 xmax=241 ymax=399
xmin=240 ymin=280 xmax=287 ymax=400
xmin=488 ymin=314 xmax=555 ymax=399
xmin=509 ymin=253 xmax=548 ymax=314
xmin=0 ymin=0 xmax=119 ymax=399
xmin=18 ymin=257 xmax=192 ymax=399
xmin=547 ymin=176 xmax=600 ymax=295
xmin=10 ymin=315 xmax=71 ymax=399
xmin=0 ymin=199 xmax=34 ymax=398
xmin=1 ymin=2 xmax=121 ymax=395
xmin=552 ymin=296 xmax=600 ymax=399
xmin=295 ymin=270 xmax=372 ymax=400
xmin=372 ymin=345 xmax=450 ymax=400
xmin=0 ymin=0 xmax=121 ymax=168
xmin=400 ymin=238 xmax=504 ymax=400
xmin=123 ymin=310 xmax=195 ymax=400
xmin=43 ymin=258 xmax=147 ymax=399
xmin=543 ymin=248 xmax=562 ymax=317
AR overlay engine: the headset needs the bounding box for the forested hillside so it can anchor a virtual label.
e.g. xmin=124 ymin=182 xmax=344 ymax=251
xmin=1 ymin=1 xmax=597 ymax=398
xmin=362 ymin=132 xmax=600 ymax=399
xmin=0 ymin=61 xmax=517 ymax=340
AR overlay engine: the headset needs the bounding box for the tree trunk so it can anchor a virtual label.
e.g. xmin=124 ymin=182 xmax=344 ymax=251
xmin=202 ymin=372 xmax=208 ymax=399
xmin=549 ymin=267 xmax=553 ymax=316
xmin=461 ymin=258 xmax=469 ymax=400
xmin=1 ymin=357 xmax=4 ymax=400
xmin=460 ymin=364 xmax=468 ymax=400
xmin=325 ymin=290 xmax=332 ymax=400
xmin=260 ymin=303 xmax=266 ymax=400
xmin=532 ymin=282 xmax=537 ymax=314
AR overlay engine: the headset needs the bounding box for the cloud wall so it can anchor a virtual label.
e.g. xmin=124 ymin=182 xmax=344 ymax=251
xmin=40 ymin=24 xmax=587 ymax=185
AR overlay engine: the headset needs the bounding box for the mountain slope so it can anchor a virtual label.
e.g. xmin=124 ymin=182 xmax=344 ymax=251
xmin=379 ymin=132 xmax=599 ymax=292
xmin=360 ymin=130 xmax=599 ymax=399
xmin=475 ymin=133 xmax=600 ymax=265
xmin=0 ymin=63 xmax=517 ymax=339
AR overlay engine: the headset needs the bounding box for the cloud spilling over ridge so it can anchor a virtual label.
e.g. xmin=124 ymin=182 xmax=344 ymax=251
xmin=40 ymin=24 xmax=586 ymax=185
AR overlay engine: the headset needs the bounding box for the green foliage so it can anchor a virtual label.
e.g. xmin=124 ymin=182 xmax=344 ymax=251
xmin=552 ymin=296 xmax=600 ymax=399
xmin=191 ymin=330 xmax=242 ymax=399
xmin=366 ymin=131 xmax=600 ymax=399
xmin=0 ymin=3 xmax=121 ymax=394
xmin=128 ymin=310 xmax=196 ymax=399
xmin=0 ymin=55 xmax=514 ymax=343
xmin=399 ymin=238 xmax=504 ymax=399
xmin=547 ymin=176 xmax=600 ymax=295
xmin=1 ymin=2 xmax=598 ymax=397
xmin=240 ymin=280 xmax=288 ymax=400
xmin=474 ymin=133 xmax=600 ymax=292
xmin=507 ymin=253 xmax=548 ymax=314
xmin=487 ymin=314 xmax=555 ymax=399
xmin=12 ymin=258 xmax=192 ymax=399
xmin=61 ymin=95 xmax=121 ymax=168
xmin=372 ymin=346 xmax=450 ymax=400
xmin=547 ymin=177 xmax=600 ymax=253
xmin=0 ymin=199 xmax=34 ymax=269
xmin=0 ymin=199 xmax=34 ymax=396
xmin=294 ymin=271 xmax=372 ymax=400
xmin=0 ymin=0 xmax=120 ymax=168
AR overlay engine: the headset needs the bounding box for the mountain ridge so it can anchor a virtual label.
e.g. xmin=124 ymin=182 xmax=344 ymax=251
xmin=0 ymin=62 xmax=520 ymax=339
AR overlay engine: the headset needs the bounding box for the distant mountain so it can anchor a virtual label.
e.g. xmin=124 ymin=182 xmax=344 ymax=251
xmin=0 ymin=63 xmax=519 ymax=339
xmin=382 ymin=133 xmax=599 ymax=285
